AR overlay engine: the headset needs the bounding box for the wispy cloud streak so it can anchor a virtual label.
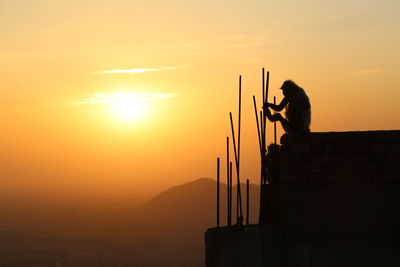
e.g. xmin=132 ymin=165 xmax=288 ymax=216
xmin=93 ymin=66 xmax=178 ymax=74
xmin=69 ymin=92 xmax=176 ymax=106
xmin=349 ymin=69 xmax=384 ymax=76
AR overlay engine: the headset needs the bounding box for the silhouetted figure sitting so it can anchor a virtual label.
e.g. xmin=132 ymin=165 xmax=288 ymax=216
xmin=263 ymin=80 xmax=311 ymax=133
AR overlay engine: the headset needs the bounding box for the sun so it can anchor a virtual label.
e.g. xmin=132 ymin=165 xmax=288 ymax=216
xmin=111 ymin=98 xmax=149 ymax=123
xmin=71 ymin=91 xmax=176 ymax=124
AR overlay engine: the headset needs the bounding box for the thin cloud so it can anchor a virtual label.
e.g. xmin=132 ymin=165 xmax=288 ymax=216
xmin=69 ymin=92 xmax=177 ymax=106
xmin=226 ymin=41 xmax=267 ymax=48
xmin=93 ymin=66 xmax=180 ymax=74
xmin=224 ymin=32 xmax=271 ymax=48
xmin=349 ymin=69 xmax=384 ymax=76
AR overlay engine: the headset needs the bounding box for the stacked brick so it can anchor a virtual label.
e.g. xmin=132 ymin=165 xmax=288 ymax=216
xmin=278 ymin=130 xmax=400 ymax=184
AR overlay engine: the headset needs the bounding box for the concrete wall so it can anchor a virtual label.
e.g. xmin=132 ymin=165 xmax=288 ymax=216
xmin=205 ymin=130 xmax=400 ymax=267
xmin=278 ymin=130 xmax=400 ymax=237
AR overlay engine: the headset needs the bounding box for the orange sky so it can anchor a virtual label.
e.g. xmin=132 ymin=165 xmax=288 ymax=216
xmin=1 ymin=0 xmax=399 ymax=197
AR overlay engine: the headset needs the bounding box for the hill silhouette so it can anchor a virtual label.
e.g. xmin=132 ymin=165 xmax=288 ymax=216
xmin=134 ymin=177 xmax=260 ymax=230
xmin=0 ymin=178 xmax=260 ymax=266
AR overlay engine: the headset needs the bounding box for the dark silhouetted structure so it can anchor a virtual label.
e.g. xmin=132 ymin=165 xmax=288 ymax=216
xmin=264 ymin=80 xmax=311 ymax=133
xmin=207 ymin=70 xmax=400 ymax=267
xmin=206 ymin=130 xmax=400 ymax=267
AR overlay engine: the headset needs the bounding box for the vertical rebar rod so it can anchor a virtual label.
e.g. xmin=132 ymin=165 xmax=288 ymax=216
xmin=229 ymin=161 xmax=233 ymax=225
xmin=226 ymin=137 xmax=230 ymax=226
xmin=229 ymin=112 xmax=243 ymax=224
xmin=253 ymin=96 xmax=262 ymax=154
xmin=236 ymin=179 xmax=239 ymax=221
xmin=260 ymin=110 xmax=264 ymax=185
xmin=263 ymin=71 xmax=270 ymax=153
xmin=229 ymin=112 xmax=239 ymax=222
xmin=265 ymin=71 xmax=270 ymax=102
xmin=262 ymin=68 xmax=265 ymax=105
xmin=217 ymin=157 xmax=220 ymax=228
xmin=238 ymin=76 xmax=242 ymax=166
xmin=238 ymin=76 xmax=243 ymax=224
xmin=246 ymin=179 xmax=249 ymax=225
xmin=274 ymin=96 xmax=277 ymax=145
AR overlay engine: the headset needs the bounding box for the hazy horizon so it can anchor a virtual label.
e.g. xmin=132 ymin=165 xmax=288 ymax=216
xmin=1 ymin=0 xmax=399 ymax=265
xmin=2 ymin=0 xmax=400 ymax=200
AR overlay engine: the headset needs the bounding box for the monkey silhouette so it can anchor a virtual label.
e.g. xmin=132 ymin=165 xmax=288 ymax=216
xmin=263 ymin=80 xmax=311 ymax=133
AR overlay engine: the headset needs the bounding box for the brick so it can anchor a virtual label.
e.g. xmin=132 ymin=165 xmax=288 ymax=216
xmin=330 ymin=154 xmax=349 ymax=163
xmin=384 ymin=163 xmax=394 ymax=172
xmin=388 ymin=144 xmax=400 ymax=154
xmin=353 ymin=144 xmax=369 ymax=153
xmin=293 ymin=163 xmax=311 ymax=173
xmin=323 ymin=145 xmax=335 ymax=154
xmin=314 ymin=155 xmax=330 ymax=163
xmin=369 ymin=153 xmax=387 ymax=162
xmin=341 ymin=173 xmax=360 ymax=183
xmin=280 ymin=157 xmax=295 ymax=167
xmin=340 ymin=162 xmax=354 ymax=172
xmin=386 ymin=173 xmax=398 ymax=184
xmin=393 ymin=164 xmax=400 ymax=172
xmin=357 ymin=163 xmax=379 ymax=172
xmin=351 ymin=154 xmax=370 ymax=162
xmin=310 ymin=134 xmax=326 ymax=145
xmin=311 ymin=144 xmax=325 ymax=154
xmin=325 ymin=133 xmax=337 ymax=143
xmin=335 ymin=145 xmax=349 ymax=154
xmin=379 ymin=131 xmax=397 ymax=142
xmin=292 ymin=144 xmax=311 ymax=153
xmin=370 ymin=143 xmax=388 ymax=153
xmin=311 ymin=164 xmax=321 ymax=173
xmin=339 ymin=133 xmax=357 ymax=142
xmin=280 ymin=173 xmax=298 ymax=182
xmin=352 ymin=132 xmax=373 ymax=142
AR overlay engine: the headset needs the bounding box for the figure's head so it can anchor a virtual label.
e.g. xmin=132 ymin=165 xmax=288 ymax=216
xmin=280 ymin=80 xmax=298 ymax=91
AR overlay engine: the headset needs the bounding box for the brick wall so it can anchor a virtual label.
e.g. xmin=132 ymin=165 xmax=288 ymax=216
xmin=274 ymin=130 xmax=400 ymax=236
xmin=279 ymin=130 xmax=400 ymax=184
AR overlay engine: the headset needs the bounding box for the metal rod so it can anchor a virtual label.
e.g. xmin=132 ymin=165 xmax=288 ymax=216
xmin=263 ymin=71 xmax=270 ymax=182
xmin=229 ymin=161 xmax=233 ymax=226
xmin=263 ymin=71 xmax=269 ymax=154
xmin=226 ymin=137 xmax=230 ymax=226
xmin=217 ymin=157 xmax=220 ymax=228
xmin=253 ymin=96 xmax=262 ymax=155
xmin=274 ymin=96 xmax=277 ymax=145
xmin=246 ymin=179 xmax=249 ymax=225
xmin=260 ymin=110 xmax=264 ymax=148
xmin=262 ymin=68 xmax=265 ymax=104
xmin=236 ymin=178 xmax=239 ymax=222
xmin=260 ymin=110 xmax=264 ymax=185
xmin=229 ymin=112 xmax=243 ymax=224
xmin=261 ymin=69 xmax=266 ymax=162
xmin=265 ymin=71 xmax=270 ymax=103
xmin=238 ymin=76 xmax=242 ymax=161
xmin=238 ymin=76 xmax=243 ymax=224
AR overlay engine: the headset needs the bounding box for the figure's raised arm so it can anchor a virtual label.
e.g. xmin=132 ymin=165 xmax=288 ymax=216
xmin=264 ymin=97 xmax=288 ymax=111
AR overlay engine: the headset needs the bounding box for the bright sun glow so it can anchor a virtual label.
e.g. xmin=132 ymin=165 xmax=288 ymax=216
xmin=71 ymin=92 xmax=176 ymax=124
xmin=112 ymin=98 xmax=148 ymax=122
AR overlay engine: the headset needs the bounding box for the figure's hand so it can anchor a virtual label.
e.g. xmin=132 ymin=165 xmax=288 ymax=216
xmin=272 ymin=113 xmax=283 ymax=121
xmin=262 ymin=102 xmax=271 ymax=110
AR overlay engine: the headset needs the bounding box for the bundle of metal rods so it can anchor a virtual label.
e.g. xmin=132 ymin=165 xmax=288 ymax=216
xmin=253 ymin=68 xmax=269 ymax=187
xmin=229 ymin=75 xmax=244 ymax=225
xmin=215 ymin=69 xmax=275 ymax=227
xmin=215 ymin=75 xmax=245 ymax=227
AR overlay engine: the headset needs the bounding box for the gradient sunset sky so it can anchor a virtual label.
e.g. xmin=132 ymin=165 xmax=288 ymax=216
xmin=1 ymin=0 xmax=399 ymax=197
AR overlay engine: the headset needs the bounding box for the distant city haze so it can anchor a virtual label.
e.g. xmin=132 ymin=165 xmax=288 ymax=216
xmin=1 ymin=0 xmax=399 ymax=213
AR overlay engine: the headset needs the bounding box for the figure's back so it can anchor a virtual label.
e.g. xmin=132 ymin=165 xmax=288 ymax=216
xmin=285 ymin=87 xmax=311 ymax=133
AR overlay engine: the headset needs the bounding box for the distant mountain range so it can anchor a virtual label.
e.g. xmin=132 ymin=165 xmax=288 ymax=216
xmin=0 ymin=177 xmax=261 ymax=266
xmin=135 ymin=177 xmax=260 ymax=230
